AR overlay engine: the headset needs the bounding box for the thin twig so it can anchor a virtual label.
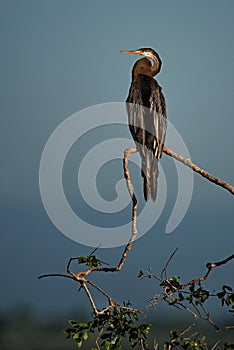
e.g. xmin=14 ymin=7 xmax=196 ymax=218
xmin=96 ymin=327 xmax=104 ymax=350
xmin=153 ymin=338 xmax=159 ymax=350
xmin=161 ymin=247 xmax=180 ymax=280
xmin=38 ymin=273 xmax=76 ymax=280
xmin=178 ymin=323 xmax=196 ymax=337
xmin=87 ymin=280 xmax=116 ymax=305
xmin=82 ymin=283 xmax=99 ymax=315
xmin=211 ymin=341 xmax=221 ymax=350
xmin=163 ymin=147 xmax=234 ymax=195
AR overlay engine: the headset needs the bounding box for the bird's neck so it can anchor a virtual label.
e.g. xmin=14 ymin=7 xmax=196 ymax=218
xmin=149 ymin=55 xmax=162 ymax=77
xmin=132 ymin=57 xmax=162 ymax=80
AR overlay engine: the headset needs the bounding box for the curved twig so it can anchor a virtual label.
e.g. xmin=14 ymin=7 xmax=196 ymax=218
xmin=38 ymin=273 xmax=75 ymax=280
xmin=38 ymin=147 xmax=139 ymax=316
xmin=181 ymin=254 xmax=234 ymax=288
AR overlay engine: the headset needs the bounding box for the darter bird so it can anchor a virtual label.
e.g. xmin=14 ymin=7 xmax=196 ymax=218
xmin=121 ymin=48 xmax=167 ymax=201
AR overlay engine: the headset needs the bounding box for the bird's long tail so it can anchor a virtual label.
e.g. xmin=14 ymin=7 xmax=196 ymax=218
xmin=142 ymin=152 xmax=158 ymax=201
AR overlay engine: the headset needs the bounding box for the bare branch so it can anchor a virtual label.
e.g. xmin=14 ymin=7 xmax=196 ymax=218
xmin=211 ymin=341 xmax=221 ymax=350
xmin=87 ymin=280 xmax=116 ymax=305
xmin=163 ymin=147 xmax=234 ymax=195
xmin=178 ymin=323 xmax=196 ymax=337
xmin=82 ymin=283 xmax=99 ymax=315
xmin=181 ymin=253 xmax=234 ymax=288
xmin=161 ymin=247 xmax=180 ymax=280
xmin=38 ymin=273 xmax=75 ymax=280
xmin=206 ymin=254 xmax=234 ymax=268
xmin=116 ymin=148 xmax=138 ymax=270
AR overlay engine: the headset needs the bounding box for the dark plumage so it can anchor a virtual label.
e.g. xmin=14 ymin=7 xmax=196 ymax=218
xmin=121 ymin=48 xmax=167 ymax=201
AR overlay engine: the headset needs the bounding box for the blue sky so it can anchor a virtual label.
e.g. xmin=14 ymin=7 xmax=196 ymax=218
xmin=0 ymin=0 xmax=234 ymax=326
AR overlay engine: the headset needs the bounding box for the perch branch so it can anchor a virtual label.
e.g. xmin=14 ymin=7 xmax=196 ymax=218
xmin=163 ymin=147 xmax=234 ymax=195
xmin=117 ymin=147 xmax=138 ymax=270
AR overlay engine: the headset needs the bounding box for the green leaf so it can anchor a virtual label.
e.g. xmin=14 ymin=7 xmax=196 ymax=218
xmin=78 ymin=256 xmax=87 ymax=264
xmin=73 ymin=333 xmax=80 ymax=340
xmin=225 ymin=295 xmax=233 ymax=305
xmin=83 ymin=331 xmax=89 ymax=340
xmin=76 ymin=339 xmax=83 ymax=348
xmin=170 ymin=275 xmax=180 ymax=282
xmin=103 ymin=340 xmax=111 ymax=350
xmin=77 ymin=323 xmax=88 ymax=330
xmin=178 ymin=292 xmax=184 ymax=301
xmin=110 ymin=336 xmax=119 ymax=345
xmin=87 ymin=256 xmax=98 ymax=267
xmin=217 ymin=291 xmax=225 ymax=299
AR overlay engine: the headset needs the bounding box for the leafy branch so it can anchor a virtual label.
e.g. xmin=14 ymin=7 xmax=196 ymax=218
xmin=65 ymin=304 xmax=150 ymax=350
xmin=139 ymin=250 xmax=234 ymax=331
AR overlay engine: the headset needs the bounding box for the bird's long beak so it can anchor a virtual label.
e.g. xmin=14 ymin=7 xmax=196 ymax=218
xmin=120 ymin=49 xmax=141 ymax=55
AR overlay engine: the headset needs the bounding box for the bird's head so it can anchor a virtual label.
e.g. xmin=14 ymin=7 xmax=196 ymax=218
xmin=121 ymin=48 xmax=157 ymax=59
xmin=121 ymin=48 xmax=162 ymax=76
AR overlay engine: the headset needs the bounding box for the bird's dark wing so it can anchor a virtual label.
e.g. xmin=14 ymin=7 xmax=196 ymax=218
xmin=149 ymin=82 xmax=167 ymax=158
xmin=126 ymin=74 xmax=167 ymax=201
